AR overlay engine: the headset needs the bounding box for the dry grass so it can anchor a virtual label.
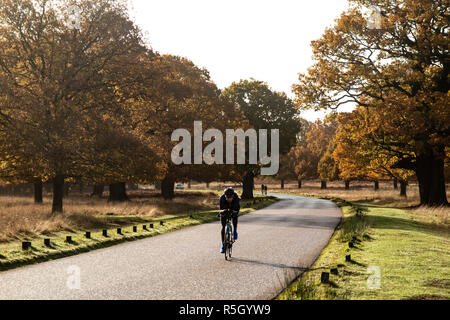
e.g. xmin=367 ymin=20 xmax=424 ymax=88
xmin=0 ymin=191 xmax=218 ymax=243
xmin=410 ymin=206 xmax=450 ymax=227
xmin=253 ymin=180 xmax=450 ymax=226
xmin=256 ymin=180 xmax=424 ymax=206
xmin=256 ymin=180 xmax=450 ymax=205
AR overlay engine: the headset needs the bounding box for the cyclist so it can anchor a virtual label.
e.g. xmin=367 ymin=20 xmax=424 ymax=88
xmin=219 ymin=187 xmax=240 ymax=253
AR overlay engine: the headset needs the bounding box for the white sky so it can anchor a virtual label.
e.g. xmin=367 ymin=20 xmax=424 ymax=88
xmin=128 ymin=0 xmax=353 ymax=121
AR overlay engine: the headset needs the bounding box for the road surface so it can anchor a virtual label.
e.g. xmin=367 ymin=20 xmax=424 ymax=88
xmin=0 ymin=193 xmax=341 ymax=300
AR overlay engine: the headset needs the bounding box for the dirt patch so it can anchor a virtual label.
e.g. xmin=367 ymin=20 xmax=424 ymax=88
xmin=405 ymin=294 xmax=449 ymax=300
xmin=423 ymin=279 xmax=450 ymax=290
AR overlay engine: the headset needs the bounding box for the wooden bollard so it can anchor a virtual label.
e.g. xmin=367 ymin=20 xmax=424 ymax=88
xmin=117 ymin=228 xmax=122 ymax=235
xmin=44 ymin=239 xmax=51 ymax=247
xmin=66 ymin=236 xmax=72 ymax=243
xmin=143 ymin=225 xmax=148 ymax=230
xmin=22 ymin=241 xmax=31 ymax=250
xmin=85 ymin=232 xmax=91 ymax=239
xmin=346 ymin=254 xmax=351 ymax=262
xmin=133 ymin=226 xmax=137 ymax=232
xmin=349 ymin=241 xmax=354 ymax=248
xmin=102 ymin=230 xmax=108 ymax=237
xmin=321 ymin=272 xmax=330 ymax=283
xmin=150 ymin=224 xmax=154 ymax=229
xmin=331 ymin=268 xmax=339 ymax=275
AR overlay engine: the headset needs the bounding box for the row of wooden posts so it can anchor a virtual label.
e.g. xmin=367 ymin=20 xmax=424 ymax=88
xmin=320 ymin=235 xmax=358 ymax=284
xmin=21 ymin=220 xmax=166 ymax=251
xmin=19 ymin=200 xmax=267 ymax=251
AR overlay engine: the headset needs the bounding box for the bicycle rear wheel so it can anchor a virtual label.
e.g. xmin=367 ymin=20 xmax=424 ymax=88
xmin=225 ymin=225 xmax=233 ymax=260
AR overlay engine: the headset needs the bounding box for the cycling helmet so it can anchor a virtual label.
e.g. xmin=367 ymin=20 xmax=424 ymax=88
xmin=224 ymin=187 xmax=235 ymax=197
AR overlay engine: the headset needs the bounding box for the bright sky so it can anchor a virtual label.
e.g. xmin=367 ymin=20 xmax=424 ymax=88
xmin=128 ymin=0 xmax=353 ymax=121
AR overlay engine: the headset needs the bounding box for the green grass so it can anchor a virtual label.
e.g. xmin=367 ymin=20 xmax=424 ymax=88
xmin=277 ymin=196 xmax=450 ymax=300
xmin=0 ymin=196 xmax=278 ymax=272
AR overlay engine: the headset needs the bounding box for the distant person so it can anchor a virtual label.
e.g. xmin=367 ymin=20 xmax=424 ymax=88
xmin=264 ymin=185 xmax=268 ymax=195
xmin=218 ymin=187 xmax=240 ymax=254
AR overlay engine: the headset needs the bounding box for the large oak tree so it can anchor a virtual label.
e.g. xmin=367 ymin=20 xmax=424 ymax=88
xmin=293 ymin=0 xmax=449 ymax=205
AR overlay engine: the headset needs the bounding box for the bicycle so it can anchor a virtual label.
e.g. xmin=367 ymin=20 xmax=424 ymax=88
xmin=219 ymin=209 xmax=236 ymax=261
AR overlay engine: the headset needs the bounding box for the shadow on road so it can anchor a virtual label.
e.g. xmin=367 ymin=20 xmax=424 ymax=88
xmin=240 ymin=213 xmax=341 ymax=230
xmin=230 ymin=257 xmax=309 ymax=271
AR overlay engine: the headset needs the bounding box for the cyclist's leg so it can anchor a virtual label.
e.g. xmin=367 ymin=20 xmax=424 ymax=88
xmin=232 ymin=214 xmax=238 ymax=232
xmin=232 ymin=213 xmax=238 ymax=240
xmin=221 ymin=216 xmax=227 ymax=243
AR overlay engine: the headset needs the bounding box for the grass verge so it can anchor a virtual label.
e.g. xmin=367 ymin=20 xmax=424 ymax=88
xmin=0 ymin=196 xmax=278 ymax=272
xmin=277 ymin=196 xmax=450 ymax=300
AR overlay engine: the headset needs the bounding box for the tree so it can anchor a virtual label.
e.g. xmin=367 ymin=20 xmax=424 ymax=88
xmin=333 ymin=108 xmax=415 ymax=197
xmin=293 ymin=0 xmax=449 ymax=205
xmin=127 ymin=54 xmax=244 ymax=199
xmin=292 ymin=118 xmax=337 ymax=189
xmin=0 ymin=0 xmax=151 ymax=212
xmin=222 ymin=79 xmax=301 ymax=199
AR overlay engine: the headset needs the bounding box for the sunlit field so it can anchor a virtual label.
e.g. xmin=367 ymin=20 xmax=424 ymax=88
xmin=0 ymin=189 xmax=218 ymax=243
xmin=253 ymin=180 xmax=450 ymax=226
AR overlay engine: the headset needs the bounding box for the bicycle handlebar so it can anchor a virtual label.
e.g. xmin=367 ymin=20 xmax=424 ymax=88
xmin=218 ymin=209 xmax=238 ymax=218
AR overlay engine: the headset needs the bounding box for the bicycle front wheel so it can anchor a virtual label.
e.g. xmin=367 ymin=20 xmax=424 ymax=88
xmin=225 ymin=229 xmax=233 ymax=260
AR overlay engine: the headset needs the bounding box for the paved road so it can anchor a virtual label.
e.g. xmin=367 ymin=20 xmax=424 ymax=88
xmin=0 ymin=193 xmax=341 ymax=300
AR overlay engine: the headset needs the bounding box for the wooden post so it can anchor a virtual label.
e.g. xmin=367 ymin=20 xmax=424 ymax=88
xmin=143 ymin=225 xmax=148 ymax=230
xmin=117 ymin=228 xmax=122 ymax=235
xmin=150 ymin=224 xmax=154 ymax=229
xmin=349 ymin=241 xmax=354 ymax=248
xmin=22 ymin=241 xmax=31 ymax=250
xmin=66 ymin=236 xmax=72 ymax=243
xmin=346 ymin=255 xmax=351 ymax=262
xmin=103 ymin=230 xmax=108 ymax=237
xmin=160 ymin=221 xmax=164 ymax=226
xmin=321 ymin=272 xmax=329 ymax=283
xmin=133 ymin=226 xmax=137 ymax=232
xmin=331 ymin=268 xmax=338 ymax=275
xmin=85 ymin=232 xmax=91 ymax=239
xmin=44 ymin=239 xmax=51 ymax=247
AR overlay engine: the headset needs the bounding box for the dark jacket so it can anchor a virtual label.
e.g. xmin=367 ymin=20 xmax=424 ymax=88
xmin=219 ymin=193 xmax=240 ymax=213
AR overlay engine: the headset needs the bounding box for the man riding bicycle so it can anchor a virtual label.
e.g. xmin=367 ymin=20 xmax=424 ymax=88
xmin=219 ymin=187 xmax=240 ymax=254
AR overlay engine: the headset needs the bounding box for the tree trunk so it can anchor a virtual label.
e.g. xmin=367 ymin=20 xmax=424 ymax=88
xmin=321 ymin=180 xmax=327 ymax=189
xmin=281 ymin=179 xmax=285 ymax=189
xmin=400 ymin=180 xmax=407 ymax=198
xmin=108 ymin=182 xmax=129 ymax=202
xmin=34 ymin=179 xmax=43 ymax=204
xmin=241 ymin=171 xmax=254 ymax=199
xmin=91 ymin=184 xmax=104 ymax=198
xmin=374 ymin=180 xmax=379 ymax=191
xmin=52 ymin=175 xmax=64 ymax=214
xmin=298 ymin=180 xmax=302 ymax=189
xmin=345 ymin=180 xmax=350 ymax=190
xmin=64 ymin=183 xmax=70 ymax=198
xmin=393 ymin=179 xmax=398 ymax=190
xmin=415 ymin=153 xmax=448 ymax=206
xmin=161 ymin=178 xmax=175 ymax=200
